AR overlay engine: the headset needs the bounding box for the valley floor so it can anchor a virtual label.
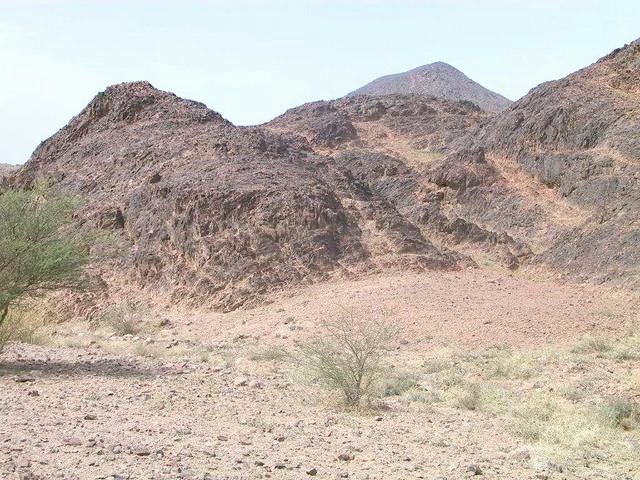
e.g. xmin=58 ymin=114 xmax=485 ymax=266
xmin=1 ymin=269 xmax=639 ymax=479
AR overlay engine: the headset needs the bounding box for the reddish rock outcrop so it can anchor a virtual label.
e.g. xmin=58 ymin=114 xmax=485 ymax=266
xmin=12 ymin=82 xmax=466 ymax=310
xmin=10 ymin=38 xmax=640 ymax=310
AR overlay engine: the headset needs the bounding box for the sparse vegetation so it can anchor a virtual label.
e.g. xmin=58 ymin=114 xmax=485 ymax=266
xmin=0 ymin=186 xmax=90 ymax=350
xmin=249 ymin=346 xmax=290 ymax=363
xmin=599 ymin=398 xmax=640 ymax=430
xmin=397 ymin=333 xmax=640 ymax=469
xmin=97 ymin=301 xmax=149 ymax=336
xmin=0 ymin=309 xmax=48 ymax=350
xmin=571 ymin=334 xmax=612 ymax=354
xmin=455 ymin=382 xmax=482 ymax=411
xmin=485 ymin=349 xmax=536 ymax=379
xmin=403 ymin=387 xmax=442 ymax=405
xmin=379 ymin=370 xmax=419 ymax=397
xmin=299 ymin=312 xmax=400 ymax=407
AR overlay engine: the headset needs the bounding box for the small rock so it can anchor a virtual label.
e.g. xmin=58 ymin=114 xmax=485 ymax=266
xmin=338 ymin=453 xmax=354 ymax=462
xmin=233 ymin=376 xmax=248 ymax=387
xmin=466 ymin=464 xmax=482 ymax=475
xmin=62 ymin=437 xmax=82 ymax=447
xmin=134 ymin=448 xmax=151 ymax=457
xmin=15 ymin=376 xmax=35 ymax=383
xmin=531 ymin=457 xmax=564 ymax=474
xmin=306 ymin=468 xmax=318 ymax=476
xmin=508 ymin=446 xmax=531 ymax=462
xmin=249 ymin=379 xmax=264 ymax=389
xmin=84 ymin=414 xmax=97 ymax=421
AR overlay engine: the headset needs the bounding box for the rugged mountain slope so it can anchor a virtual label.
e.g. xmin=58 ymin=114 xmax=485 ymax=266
xmin=348 ymin=62 xmax=512 ymax=113
xmin=9 ymin=38 xmax=640 ymax=311
xmin=473 ymin=38 xmax=640 ymax=285
xmin=0 ymin=163 xmax=17 ymax=183
xmin=269 ymin=37 xmax=640 ymax=287
xmin=11 ymin=82 xmax=468 ymax=311
xmin=266 ymin=95 xmax=533 ymax=270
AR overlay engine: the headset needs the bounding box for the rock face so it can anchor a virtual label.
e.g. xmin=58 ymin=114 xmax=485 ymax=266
xmin=0 ymin=163 xmax=18 ymax=183
xmin=347 ymin=62 xmax=512 ymax=113
xmin=476 ymin=37 xmax=640 ymax=286
xmin=12 ymin=82 xmax=468 ymax=310
xmin=265 ymin=95 xmax=532 ymax=271
xmin=10 ymin=37 xmax=640 ymax=310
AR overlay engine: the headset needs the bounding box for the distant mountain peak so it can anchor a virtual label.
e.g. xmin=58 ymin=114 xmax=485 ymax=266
xmin=347 ymin=62 xmax=512 ymax=113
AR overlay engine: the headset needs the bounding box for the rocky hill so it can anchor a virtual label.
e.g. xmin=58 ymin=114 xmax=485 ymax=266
xmin=269 ymin=37 xmax=640 ymax=288
xmin=0 ymin=163 xmax=17 ymax=183
xmin=348 ymin=62 xmax=512 ymax=113
xmin=477 ymin=37 xmax=640 ymax=285
xmin=265 ymin=95 xmax=532 ymax=270
xmin=11 ymin=82 xmax=472 ymax=311
xmin=9 ymin=38 xmax=640 ymax=310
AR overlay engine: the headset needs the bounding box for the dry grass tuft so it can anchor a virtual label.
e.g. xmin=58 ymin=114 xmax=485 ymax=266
xmin=96 ymin=302 xmax=150 ymax=336
xmin=249 ymin=346 xmax=290 ymax=363
xmin=0 ymin=303 xmax=58 ymax=351
xmin=571 ymin=334 xmax=612 ymax=354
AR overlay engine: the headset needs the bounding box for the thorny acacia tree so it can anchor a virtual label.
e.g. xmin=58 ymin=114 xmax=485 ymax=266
xmin=0 ymin=186 xmax=90 ymax=326
xmin=301 ymin=308 xmax=400 ymax=406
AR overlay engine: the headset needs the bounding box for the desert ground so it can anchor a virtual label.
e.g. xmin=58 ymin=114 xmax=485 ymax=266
xmin=2 ymin=269 xmax=639 ymax=480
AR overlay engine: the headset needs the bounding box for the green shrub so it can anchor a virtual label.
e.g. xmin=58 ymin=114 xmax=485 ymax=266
xmin=0 ymin=187 xmax=90 ymax=350
xmin=599 ymin=398 xmax=640 ymax=430
xmin=299 ymin=313 xmax=399 ymax=407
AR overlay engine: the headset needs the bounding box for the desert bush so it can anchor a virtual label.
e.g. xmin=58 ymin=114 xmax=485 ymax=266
xmin=571 ymin=334 xmax=612 ymax=354
xmin=299 ymin=312 xmax=400 ymax=407
xmin=98 ymin=301 xmax=148 ymax=336
xmin=379 ymin=371 xmax=419 ymax=397
xmin=456 ymin=383 xmax=482 ymax=411
xmin=599 ymin=398 xmax=640 ymax=430
xmin=0 ymin=186 xmax=89 ymax=344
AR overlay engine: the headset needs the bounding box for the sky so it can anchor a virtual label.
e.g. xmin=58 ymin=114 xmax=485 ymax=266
xmin=1 ymin=0 xmax=639 ymax=164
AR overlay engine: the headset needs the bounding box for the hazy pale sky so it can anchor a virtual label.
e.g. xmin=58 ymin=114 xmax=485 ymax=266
xmin=1 ymin=0 xmax=639 ymax=164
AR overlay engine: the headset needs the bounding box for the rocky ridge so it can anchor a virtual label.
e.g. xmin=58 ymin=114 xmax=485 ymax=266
xmin=474 ymin=37 xmax=640 ymax=285
xmin=8 ymin=38 xmax=640 ymax=310
xmin=11 ymin=83 xmax=469 ymax=311
xmin=0 ymin=163 xmax=18 ymax=183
